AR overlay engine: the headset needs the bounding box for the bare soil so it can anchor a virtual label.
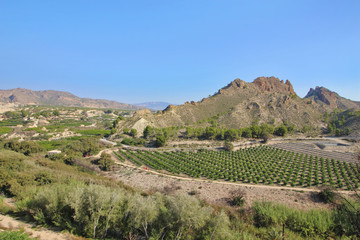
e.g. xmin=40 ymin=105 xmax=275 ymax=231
xmin=0 ymin=214 xmax=77 ymax=240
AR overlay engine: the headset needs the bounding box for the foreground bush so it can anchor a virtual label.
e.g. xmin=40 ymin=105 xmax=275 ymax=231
xmin=334 ymin=198 xmax=360 ymax=237
xmin=253 ymin=201 xmax=334 ymax=238
xmin=26 ymin=183 xmax=233 ymax=239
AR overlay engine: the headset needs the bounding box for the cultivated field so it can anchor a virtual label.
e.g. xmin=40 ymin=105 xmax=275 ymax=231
xmin=115 ymin=146 xmax=360 ymax=190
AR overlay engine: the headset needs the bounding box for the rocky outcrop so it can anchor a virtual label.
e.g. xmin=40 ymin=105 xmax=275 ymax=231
xmin=134 ymin=108 xmax=152 ymax=116
xmin=305 ymin=86 xmax=360 ymax=109
xmin=163 ymin=104 xmax=177 ymax=112
xmin=253 ymin=76 xmax=296 ymax=95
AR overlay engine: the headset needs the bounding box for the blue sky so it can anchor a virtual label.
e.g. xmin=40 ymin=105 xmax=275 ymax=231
xmin=1 ymin=0 xmax=359 ymax=104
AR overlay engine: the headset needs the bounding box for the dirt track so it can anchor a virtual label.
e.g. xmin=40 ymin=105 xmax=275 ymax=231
xmin=0 ymin=214 xmax=73 ymax=240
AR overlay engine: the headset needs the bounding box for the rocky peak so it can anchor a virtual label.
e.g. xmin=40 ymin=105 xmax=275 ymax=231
xmin=305 ymin=86 xmax=360 ymax=109
xmin=163 ymin=104 xmax=177 ymax=112
xmin=218 ymin=78 xmax=248 ymax=93
xmin=305 ymin=86 xmax=338 ymax=107
xmin=253 ymin=76 xmax=296 ymax=95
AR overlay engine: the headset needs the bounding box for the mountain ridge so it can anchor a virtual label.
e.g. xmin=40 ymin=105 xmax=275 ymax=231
xmin=0 ymin=88 xmax=143 ymax=110
xmin=118 ymin=77 xmax=360 ymax=135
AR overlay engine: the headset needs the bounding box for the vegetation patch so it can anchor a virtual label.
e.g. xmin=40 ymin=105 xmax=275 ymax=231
xmin=121 ymin=146 xmax=360 ymax=189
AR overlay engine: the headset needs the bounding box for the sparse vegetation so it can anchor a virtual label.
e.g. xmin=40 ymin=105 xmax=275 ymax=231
xmin=0 ymin=230 xmax=32 ymax=240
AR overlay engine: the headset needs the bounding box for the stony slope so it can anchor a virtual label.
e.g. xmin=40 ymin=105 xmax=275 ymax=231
xmin=121 ymin=77 xmax=359 ymax=133
xmin=0 ymin=88 xmax=143 ymax=110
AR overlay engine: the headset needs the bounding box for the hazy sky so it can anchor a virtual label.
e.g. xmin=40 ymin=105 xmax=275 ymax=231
xmin=1 ymin=0 xmax=359 ymax=104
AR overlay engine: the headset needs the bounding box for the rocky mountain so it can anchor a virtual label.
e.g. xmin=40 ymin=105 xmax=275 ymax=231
xmin=0 ymin=88 xmax=143 ymax=110
xmin=119 ymin=77 xmax=359 ymax=134
xmin=304 ymin=86 xmax=360 ymax=110
xmin=135 ymin=102 xmax=173 ymax=111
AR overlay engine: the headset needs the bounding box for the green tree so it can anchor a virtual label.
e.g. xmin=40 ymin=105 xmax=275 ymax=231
xmin=250 ymin=125 xmax=262 ymax=138
xmin=130 ymin=128 xmax=137 ymax=137
xmin=242 ymin=128 xmax=252 ymax=138
xmin=224 ymin=129 xmax=238 ymax=141
xmin=155 ymin=134 xmax=166 ymax=147
xmin=205 ymin=127 xmax=217 ymax=139
xmin=143 ymin=126 xmax=153 ymax=139
xmin=261 ymin=123 xmax=274 ymax=135
xmin=98 ymin=152 xmax=114 ymax=171
xmin=274 ymin=125 xmax=287 ymax=136
xmin=123 ymin=128 xmax=130 ymax=134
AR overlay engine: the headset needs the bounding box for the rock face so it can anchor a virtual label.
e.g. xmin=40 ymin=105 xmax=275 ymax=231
xmin=253 ymin=77 xmax=296 ymax=95
xmin=305 ymin=86 xmax=360 ymax=109
xmin=0 ymin=88 xmax=144 ymax=110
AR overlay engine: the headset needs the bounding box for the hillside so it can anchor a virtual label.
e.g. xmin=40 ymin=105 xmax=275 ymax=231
xmin=118 ymin=77 xmax=360 ymax=136
xmin=0 ymin=88 xmax=143 ymax=110
xmin=121 ymin=77 xmax=326 ymax=130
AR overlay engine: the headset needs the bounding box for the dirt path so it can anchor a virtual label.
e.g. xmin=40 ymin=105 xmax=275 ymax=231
xmin=0 ymin=214 xmax=76 ymax=240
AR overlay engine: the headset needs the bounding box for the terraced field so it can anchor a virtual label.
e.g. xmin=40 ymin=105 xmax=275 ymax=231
xmin=115 ymin=146 xmax=360 ymax=190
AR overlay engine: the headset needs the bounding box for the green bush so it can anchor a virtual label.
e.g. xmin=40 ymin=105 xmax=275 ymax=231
xmin=121 ymin=137 xmax=145 ymax=146
xmin=4 ymin=140 xmax=43 ymax=156
xmin=98 ymin=152 xmax=114 ymax=171
xmin=0 ymin=230 xmax=32 ymax=240
xmin=233 ymin=195 xmax=245 ymax=207
xmin=224 ymin=139 xmax=234 ymax=151
xmin=334 ymin=199 xmax=360 ymax=237
xmin=274 ymin=125 xmax=287 ymax=136
xmin=155 ymin=134 xmax=166 ymax=147
xmin=286 ymin=209 xmax=334 ymax=237
xmin=253 ymin=201 xmax=334 ymax=237
xmin=318 ymin=188 xmax=336 ymax=203
xmin=25 ymin=184 xmax=232 ymax=239
xmin=253 ymin=202 xmax=289 ymax=228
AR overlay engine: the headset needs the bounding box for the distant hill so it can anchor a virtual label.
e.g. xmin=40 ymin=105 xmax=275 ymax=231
xmin=118 ymin=76 xmax=360 ymax=135
xmin=135 ymin=102 xmax=173 ymax=111
xmin=0 ymin=88 xmax=144 ymax=110
xmin=304 ymin=86 xmax=360 ymax=109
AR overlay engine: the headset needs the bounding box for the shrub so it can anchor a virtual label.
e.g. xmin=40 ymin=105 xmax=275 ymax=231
xmin=130 ymin=128 xmax=137 ymax=137
xmin=121 ymin=137 xmax=145 ymax=146
xmin=274 ymin=125 xmax=287 ymax=136
xmin=253 ymin=201 xmax=334 ymax=237
xmin=4 ymin=140 xmax=43 ymax=156
xmin=224 ymin=140 xmax=233 ymax=151
xmin=334 ymin=199 xmax=360 ymax=237
xmin=318 ymin=188 xmax=336 ymax=203
xmin=155 ymin=134 xmax=166 ymax=147
xmin=253 ymin=202 xmax=289 ymax=227
xmin=232 ymin=195 xmax=245 ymax=207
xmin=98 ymin=152 xmax=114 ymax=171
